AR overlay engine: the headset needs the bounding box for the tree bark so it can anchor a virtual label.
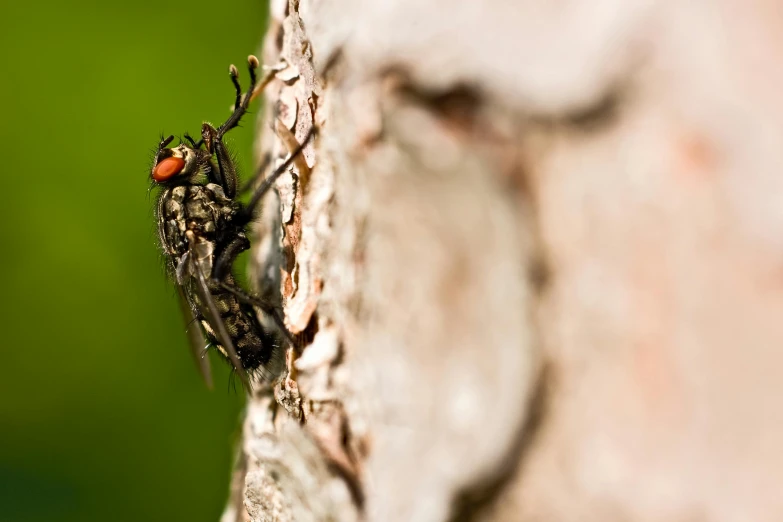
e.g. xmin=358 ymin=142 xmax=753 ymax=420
xmin=225 ymin=1 xmax=783 ymax=521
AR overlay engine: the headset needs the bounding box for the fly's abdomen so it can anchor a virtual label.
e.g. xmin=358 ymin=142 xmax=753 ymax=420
xmin=196 ymin=278 xmax=280 ymax=372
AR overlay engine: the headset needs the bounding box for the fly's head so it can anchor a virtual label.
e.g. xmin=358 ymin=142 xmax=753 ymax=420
xmin=150 ymin=135 xmax=211 ymax=187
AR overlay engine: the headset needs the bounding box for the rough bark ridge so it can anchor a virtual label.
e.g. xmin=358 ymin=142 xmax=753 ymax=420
xmin=225 ymin=1 xmax=783 ymax=521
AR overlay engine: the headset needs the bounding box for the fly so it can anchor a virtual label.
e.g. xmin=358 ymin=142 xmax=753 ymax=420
xmin=149 ymin=55 xmax=314 ymax=389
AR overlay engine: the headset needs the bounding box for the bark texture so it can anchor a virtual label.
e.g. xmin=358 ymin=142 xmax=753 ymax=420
xmin=226 ymin=0 xmax=783 ymax=521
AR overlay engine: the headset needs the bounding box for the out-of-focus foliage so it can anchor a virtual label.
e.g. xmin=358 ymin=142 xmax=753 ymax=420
xmin=0 ymin=2 xmax=266 ymax=520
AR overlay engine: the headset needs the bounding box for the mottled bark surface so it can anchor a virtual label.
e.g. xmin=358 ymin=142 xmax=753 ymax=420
xmin=225 ymin=1 xmax=783 ymax=521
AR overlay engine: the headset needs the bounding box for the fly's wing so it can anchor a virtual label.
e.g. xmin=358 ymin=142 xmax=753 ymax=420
xmin=177 ymin=285 xmax=214 ymax=389
xmin=190 ymin=251 xmax=251 ymax=390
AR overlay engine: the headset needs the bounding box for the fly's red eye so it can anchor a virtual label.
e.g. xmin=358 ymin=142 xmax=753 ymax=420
xmin=152 ymin=156 xmax=185 ymax=182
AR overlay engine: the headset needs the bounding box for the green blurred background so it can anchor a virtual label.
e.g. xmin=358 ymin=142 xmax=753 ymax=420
xmin=0 ymin=1 xmax=267 ymax=520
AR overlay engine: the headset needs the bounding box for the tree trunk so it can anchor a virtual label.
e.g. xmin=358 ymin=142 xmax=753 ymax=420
xmin=225 ymin=1 xmax=783 ymax=521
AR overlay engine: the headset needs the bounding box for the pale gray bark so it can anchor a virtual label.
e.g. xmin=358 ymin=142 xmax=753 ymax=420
xmin=225 ymin=0 xmax=783 ymax=521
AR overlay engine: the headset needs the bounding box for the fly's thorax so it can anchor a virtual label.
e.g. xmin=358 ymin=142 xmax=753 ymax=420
xmin=158 ymin=183 xmax=239 ymax=260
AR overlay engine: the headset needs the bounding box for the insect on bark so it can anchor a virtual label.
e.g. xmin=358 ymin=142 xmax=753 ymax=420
xmin=149 ymin=55 xmax=314 ymax=390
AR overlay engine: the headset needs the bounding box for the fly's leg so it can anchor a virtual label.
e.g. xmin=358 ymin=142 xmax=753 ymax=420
xmin=158 ymin=135 xmax=174 ymax=149
xmin=217 ymin=127 xmax=318 ymax=346
xmin=236 ymin=126 xmax=316 ymax=226
xmin=201 ymin=119 xmax=237 ymax=198
xmin=183 ymin=133 xmax=203 ymax=149
xmin=155 ymin=135 xmax=175 ymax=158
xmin=213 ymin=235 xmax=250 ymax=282
xmin=215 ymin=280 xmax=296 ymax=346
xmin=219 ymin=55 xmax=259 ymax=136
xmin=228 ymin=62 xmax=244 ymax=114
xmin=202 ymin=56 xmax=260 ymax=198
